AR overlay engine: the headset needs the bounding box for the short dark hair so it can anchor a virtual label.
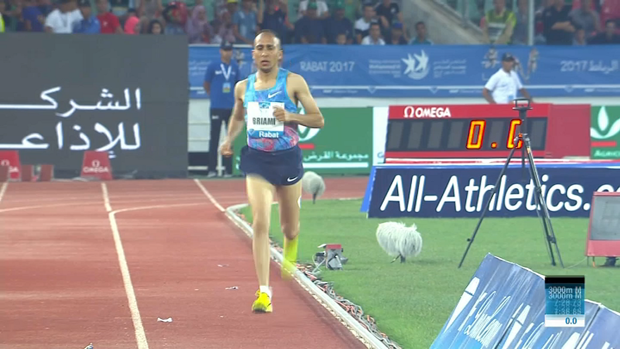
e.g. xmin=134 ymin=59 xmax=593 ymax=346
xmin=255 ymin=29 xmax=282 ymax=49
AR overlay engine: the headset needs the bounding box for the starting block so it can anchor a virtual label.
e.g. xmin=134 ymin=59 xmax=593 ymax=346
xmin=313 ymin=243 xmax=349 ymax=272
xmin=21 ymin=165 xmax=34 ymax=182
xmin=0 ymin=151 xmax=21 ymax=181
xmin=39 ymin=164 xmax=54 ymax=182
xmin=81 ymin=151 xmax=113 ymax=180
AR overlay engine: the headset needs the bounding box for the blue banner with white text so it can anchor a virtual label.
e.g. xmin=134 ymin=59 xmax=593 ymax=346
xmin=188 ymin=44 xmax=620 ymax=99
xmin=581 ymin=306 xmax=620 ymax=348
xmin=363 ymin=163 xmax=620 ymax=218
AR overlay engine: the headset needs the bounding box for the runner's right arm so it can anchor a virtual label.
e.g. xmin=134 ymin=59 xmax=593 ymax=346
xmin=225 ymin=80 xmax=247 ymax=143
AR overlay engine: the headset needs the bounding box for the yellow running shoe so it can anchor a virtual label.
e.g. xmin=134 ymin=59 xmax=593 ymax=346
xmin=281 ymin=235 xmax=298 ymax=280
xmin=251 ymin=290 xmax=272 ymax=313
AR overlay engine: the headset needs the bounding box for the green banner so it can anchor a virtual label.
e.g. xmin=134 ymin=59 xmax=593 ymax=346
xmin=233 ymin=107 xmax=373 ymax=175
xmin=591 ymin=106 xmax=620 ymax=159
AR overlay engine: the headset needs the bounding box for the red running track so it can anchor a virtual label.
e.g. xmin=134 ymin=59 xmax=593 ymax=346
xmin=0 ymin=176 xmax=368 ymax=349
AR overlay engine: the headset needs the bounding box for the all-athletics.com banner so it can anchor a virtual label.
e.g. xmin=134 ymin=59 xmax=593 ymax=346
xmin=0 ymin=34 xmax=189 ymax=179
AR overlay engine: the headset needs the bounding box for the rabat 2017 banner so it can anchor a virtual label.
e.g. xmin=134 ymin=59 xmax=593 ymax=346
xmin=0 ymin=34 xmax=189 ymax=179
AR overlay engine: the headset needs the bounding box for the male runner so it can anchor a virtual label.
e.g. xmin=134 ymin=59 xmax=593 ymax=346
xmin=219 ymin=29 xmax=324 ymax=313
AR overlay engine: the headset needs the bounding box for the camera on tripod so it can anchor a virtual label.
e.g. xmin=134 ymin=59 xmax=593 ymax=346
xmin=458 ymin=98 xmax=565 ymax=269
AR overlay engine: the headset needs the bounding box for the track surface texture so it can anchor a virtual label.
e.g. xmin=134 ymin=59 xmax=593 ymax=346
xmin=0 ymin=176 xmax=368 ymax=349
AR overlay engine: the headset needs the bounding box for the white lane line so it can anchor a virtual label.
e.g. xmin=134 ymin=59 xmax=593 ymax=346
xmin=193 ymin=179 xmax=226 ymax=212
xmin=101 ymin=183 xmax=149 ymax=349
xmin=0 ymin=182 xmax=8 ymax=204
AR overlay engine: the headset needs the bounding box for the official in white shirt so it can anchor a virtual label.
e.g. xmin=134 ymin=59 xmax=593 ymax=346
xmin=483 ymin=53 xmax=531 ymax=104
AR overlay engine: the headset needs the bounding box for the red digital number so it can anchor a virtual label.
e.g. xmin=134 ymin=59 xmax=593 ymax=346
xmin=467 ymin=120 xmax=486 ymax=149
xmin=507 ymin=119 xmax=523 ymax=149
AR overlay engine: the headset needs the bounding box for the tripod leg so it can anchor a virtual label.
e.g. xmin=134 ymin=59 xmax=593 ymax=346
xmin=524 ymin=138 xmax=564 ymax=268
xmin=458 ymin=146 xmax=519 ymax=268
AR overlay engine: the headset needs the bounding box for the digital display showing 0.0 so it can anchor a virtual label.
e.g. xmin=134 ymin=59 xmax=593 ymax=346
xmin=385 ymin=118 xmax=548 ymax=152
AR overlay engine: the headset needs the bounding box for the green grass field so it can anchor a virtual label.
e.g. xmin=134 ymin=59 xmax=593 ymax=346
xmin=240 ymin=199 xmax=619 ymax=348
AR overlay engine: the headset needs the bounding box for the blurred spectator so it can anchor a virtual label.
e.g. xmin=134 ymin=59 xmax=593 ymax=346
xmin=354 ymin=3 xmax=375 ymax=43
xmin=543 ymin=0 xmax=574 ymax=45
xmin=0 ymin=3 xmax=4 ymax=32
xmin=569 ymin=0 xmax=601 ymax=38
xmin=294 ymin=1 xmax=325 ymax=43
xmin=374 ymin=0 xmax=405 ymax=40
xmin=146 ymin=18 xmax=162 ymax=33
xmin=186 ymin=5 xmax=212 ymax=42
xmin=162 ymin=1 xmax=187 ymax=34
xmin=573 ymin=25 xmax=587 ymax=44
xmin=123 ymin=8 xmax=140 ymax=33
xmin=409 ymin=21 xmax=432 ymax=44
xmin=38 ymin=0 xmax=51 ymax=16
xmin=73 ymin=0 xmax=100 ymax=33
xmin=482 ymin=0 xmax=516 ymax=44
xmin=385 ymin=21 xmax=406 ymax=44
xmin=19 ymin=0 xmax=46 ymax=32
xmin=361 ymin=21 xmax=384 ymax=44
xmin=45 ymin=0 xmax=82 ymax=33
xmin=512 ymin=0 xmax=529 ymax=44
xmin=96 ymin=0 xmax=123 ymax=33
xmin=298 ymin=0 xmax=329 ymax=19
xmin=137 ymin=0 xmax=163 ymax=23
xmin=110 ymin=0 xmax=130 ymax=17
xmin=232 ymin=0 xmax=257 ymax=44
xmin=342 ymin=0 xmax=359 ymax=23
xmin=211 ymin=11 xmax=236 ymax=43
xmin=589 ymin=19 xmax=620 ymax=43
xmin=335 ymin=32 xmax=347 ymax=44
xmin=257 ymin=0 xmax=293 ymax=44
xmin=2 ymin=0 xmax=22 ymax=32
xmin=324 ymin=0 xmax=353 ymax=44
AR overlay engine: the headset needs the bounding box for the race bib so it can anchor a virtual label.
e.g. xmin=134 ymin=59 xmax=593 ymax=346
xmin=246 ymin=101 xmax=285 ymax=139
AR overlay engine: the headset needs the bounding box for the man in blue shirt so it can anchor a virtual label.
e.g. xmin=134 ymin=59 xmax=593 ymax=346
xmin=203 ymin=41 xmax=241 ymax=178
xmin=73 ymin=0 xmax=101 ymax=34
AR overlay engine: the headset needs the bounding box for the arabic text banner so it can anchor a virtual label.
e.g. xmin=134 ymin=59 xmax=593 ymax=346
xmin=431 ymin=254 xmax=620 ymax=349
xmin=362 ymin=163 xmax=620 ymax=218
xmin=232 ymin=107 xmax=373 ymax=174
xmin=0 ymin=34 xmax=189 ymax=179
xmin=188 ymin=44 xmax=620 ymax=99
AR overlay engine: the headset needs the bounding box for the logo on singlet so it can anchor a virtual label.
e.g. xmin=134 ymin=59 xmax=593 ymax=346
xmin=268 ymin=91 xmax=281 ymax=99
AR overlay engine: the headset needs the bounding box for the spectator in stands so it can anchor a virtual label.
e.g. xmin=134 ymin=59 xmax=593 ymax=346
xmin=354 ymin=3 xmax=375 ymax=43
xmin=257 ymin=0 xmax=293 ymax=44
xmin=409 ymin=21 xmax=432 ymax=44
xmin=38 ymin=0 xmax=51 ymax=17
xmin=123 ymin=9 xmax=141 ymax=33
xmin=146 ymin=18 xmax=163 ymax=33
xmin=96 ymin=0 xmax=123 ymax=33
xmin=385 ymin=21 xmax=406 ymax=44
xmin=511 ymin=0 xmax=529 ymax=44
xmin=186 ymin=5 xmax=212 ymax=42
xmin=18 ymin=0 xmax=46 ymax=32
xmin=361 ymin=21 xmax=384 ymax=44
xmin=589 ymin=19 xmax=620 ymax=43
xmin=374 ymin=0 xmax=405 ymax=40
xmin=569 ymin=0 xmax=601 ymax=38
xmin=137 ymin=0 xmax=163 ymax=23
xmin=232 ymin=0 xmax=257 ymax=44
xmin=73 ymin=0 xmax=100 ymax=33
xmin=542 ymin=0 xmax=574 ymax=45
xmin=298 ymin=0 xmax=329 ymax=20
xmin=163 ymin=1 xmax=188 ymax=34
xmin=2 ymin=0 xmax=22 ymax=32
xmin=573 ymin=25 xmax=587 ymax=44
xmin=211 ymin=10 xmax=236 ymax=43
xmin=483 ymin=53 xmax=532 ymax=104
xmin=0 ymin=2 xmax=4 ymax=32
xmin=482 ymin=0 xmax=516 ymax=44
xmin=294 ymin=1 xmax=325 ymax=43
xmin=45 ymin=0 xmax=82 ymax=33
xmin=335 ymin=32 xmax=348 ymax=44
xmin=324 ymin=0 xmax=353 ymax=44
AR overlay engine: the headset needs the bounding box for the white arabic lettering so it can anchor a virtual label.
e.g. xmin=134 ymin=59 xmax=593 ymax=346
xmin=94 ymin=122 xmax=141 ymax=151
xmin=0 ymin=87 xmax=61 ymax=110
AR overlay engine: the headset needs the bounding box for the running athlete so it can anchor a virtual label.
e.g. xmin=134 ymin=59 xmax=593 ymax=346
xmin=219 ymin=30 xmax=324 ymax=314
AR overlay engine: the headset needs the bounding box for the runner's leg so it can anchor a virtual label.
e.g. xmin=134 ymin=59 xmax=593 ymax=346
xmin=246 ymin=174 xmax=275 ymax=290
xmin=276 ymin=181 xmax=302 ymax=279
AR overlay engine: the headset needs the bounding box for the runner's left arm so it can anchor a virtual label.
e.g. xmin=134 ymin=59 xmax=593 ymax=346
xmin=286 ymin=74 xmax=324 ymax=129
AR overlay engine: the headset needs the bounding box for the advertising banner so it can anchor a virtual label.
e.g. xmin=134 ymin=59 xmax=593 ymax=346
xmin=364 ymin=163 xmax=620 ymax=218
xmin=0 ymin=34 xmax=189 ymax=179
xmin=232 ymin=107 xmax=373 ymax=175
xmin=431 ymin=254 xmax=545 ymax=349
xmin=189 ymin=45 xmax=620 ymax=99
xmin=580 ymin=306 xmax=620 ymax=348
xmin=591 ymin=106 xmax=620 ymax=160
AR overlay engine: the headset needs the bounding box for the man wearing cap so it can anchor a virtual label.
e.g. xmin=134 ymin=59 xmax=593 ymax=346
xmin=324 ymin=0 xmax=353 ymax=44
xmin=483 ymin=53 xmax=531 ymax=104
xmin=72 ymin=0 xmax=101 ymax=33
xmin=203 ymin=41 xmax=241 ymax=178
